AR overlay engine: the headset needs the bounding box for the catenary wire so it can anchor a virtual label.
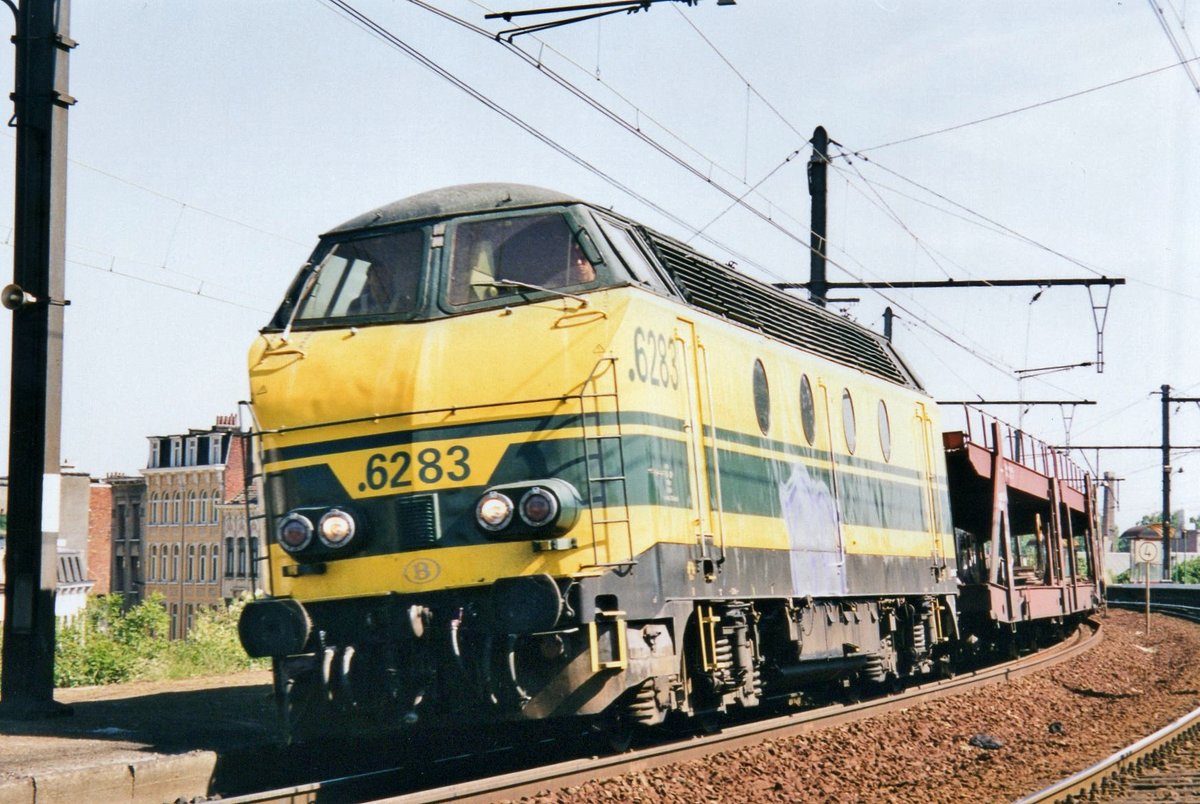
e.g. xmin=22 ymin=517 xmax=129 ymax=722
xmin=1146 ymin=0 xmax=1200 ymax=97
xmin=419 ymin=0 xmax=1140 ymax=333
xmin=856 ymin=54 xmax=1200 ymax=153
xmin=397 ymin=0 xmax=1059 ymax=357
xmin=318 ymin=0 xmax=1083 ymax=382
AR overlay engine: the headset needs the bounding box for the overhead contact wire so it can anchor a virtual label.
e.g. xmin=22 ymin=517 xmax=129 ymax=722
xmin=856 ymin=54 xmax=1200 ymax=154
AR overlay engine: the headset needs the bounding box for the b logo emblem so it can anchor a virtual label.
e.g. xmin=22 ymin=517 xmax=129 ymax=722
xmin=403 ymin=557 xmax=441 ymax=584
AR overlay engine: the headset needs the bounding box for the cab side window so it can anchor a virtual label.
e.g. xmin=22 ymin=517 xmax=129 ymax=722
xmin=595 ymin=215 xmax=671 ymax=294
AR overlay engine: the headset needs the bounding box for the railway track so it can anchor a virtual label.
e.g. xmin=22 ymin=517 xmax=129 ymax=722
xmin=219 ymin=619 xmax=1100 ymax=803
xmin=1016 ymin=597 xmax=1200 ymax=803
xmin=1017 ymin=706 xmax=1200 ymax=803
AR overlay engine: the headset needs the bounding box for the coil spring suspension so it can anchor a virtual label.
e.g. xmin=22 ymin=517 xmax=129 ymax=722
xmin=628 ymin=679 xmax=661 ymax=726
xmin=714 ymin=636 xmax=734 ymax=682
xmin=912 ymin=619 xmax=927 ymax=654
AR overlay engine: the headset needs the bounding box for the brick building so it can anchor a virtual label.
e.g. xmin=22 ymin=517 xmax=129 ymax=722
xmin=143 ymin=415 xmax=251 ymax=639
xmin=87 ymin=481 xmax=113 ymax=596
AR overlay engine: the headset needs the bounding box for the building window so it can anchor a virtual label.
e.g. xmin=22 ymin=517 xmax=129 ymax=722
xmin=149 ymin=493 xmax=158 ymax=525
xmin=170 ymin=437 xmax=182 ymax=467
xmin=237 ymin=537 xmax=248 ymax=577
xmin=171 ymin=544 xmax=180 ymax=581
xmin=132 ymin=503 xmax=142 ymax=539
xmin=160 ymin=546 xmax=168 ymax=581
xmin=187 ymin=492 xmax=197 ymax=524
xmin=199 ymin=492 xmax=208 ymax=525
xmin=172 ymin=492 xmax=182 ymax=524
xmin=170 ymin=604 xmax=179 ymax=639
xmin=148 ymin=441 xmax=160 ymax=468
xmin=149 ymin=545 xmax=158 ymax=581
xmin=211 ymin=548 xmax=219 ymax=583
xmin=209 ymin=434 xmax=224 ymax=465
xmin=186 ymin=604 xmax=194 ymax=635
xmin=212 ymin=489 xmax=221 ymax=522
xmin=198 ymin=545 xmax=207 ymax=582
xmin=186 ymin=437 xmax=198 ymax=466
xmin=225 ymin=537 xmax=235 ymax=578
xmin=186 ymin=545 xmax=196 ymax=582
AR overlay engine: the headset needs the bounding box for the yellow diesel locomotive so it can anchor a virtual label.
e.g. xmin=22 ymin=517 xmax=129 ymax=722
xmin=238 ymin=183 xmax=964 ymax=739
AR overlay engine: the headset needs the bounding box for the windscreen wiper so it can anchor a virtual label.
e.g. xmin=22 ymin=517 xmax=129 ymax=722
xmin=477 ymin=278 xmax=589 ymax=308
xmin=279 ymin=254 xmax=333 ymax=343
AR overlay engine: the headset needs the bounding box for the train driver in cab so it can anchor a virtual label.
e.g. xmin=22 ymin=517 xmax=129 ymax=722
xmin=348 ymin=263 xmax=397 ymax=316
xmin=570 ymin=240 xmax=595 ymax=284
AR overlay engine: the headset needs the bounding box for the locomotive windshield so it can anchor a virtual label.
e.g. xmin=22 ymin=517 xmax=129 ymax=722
xmin=291 ymin=228 xmax=424 ymax=322
xmin=271 ymin=208 xmax=612 ymax=330
xmin=445 ymin=212 xmax=596 ymax=306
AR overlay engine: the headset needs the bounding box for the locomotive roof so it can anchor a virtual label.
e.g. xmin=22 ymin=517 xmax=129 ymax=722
xmin=321 ymin=182 xmax=920 ymax=389
xmin=326 ymin=183 xmax=581 ymax=234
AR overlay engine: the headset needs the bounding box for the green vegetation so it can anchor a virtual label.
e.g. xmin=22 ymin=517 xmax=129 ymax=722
xmin=163 ymin=595 xmax=265 ymax=679
xmin=1172 ymin=557 xmax=1200 ymax=584
xmin=0 ymin=593 xmax=267 ymax=687
xmin=55 ymin=593 xmax=170 ymax=686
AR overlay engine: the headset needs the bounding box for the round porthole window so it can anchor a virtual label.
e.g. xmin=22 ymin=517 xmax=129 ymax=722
xmin=800 ymin=375 xmax=816 ymax=445
xmin=753 ymin=359 xmax=770 ymax=435
xmin=878 ymin=400 xmax=891 ymax=462
xmin=841 ymin=389 xmax=857 ymax=454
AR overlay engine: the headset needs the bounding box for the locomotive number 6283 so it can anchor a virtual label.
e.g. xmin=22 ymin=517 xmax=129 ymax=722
xmin=359 ymin=445 xmax=471 ymax=491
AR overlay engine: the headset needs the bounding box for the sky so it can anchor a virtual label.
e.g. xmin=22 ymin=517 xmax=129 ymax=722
xmin=0 ymin=1 xmax=1195 ymax=534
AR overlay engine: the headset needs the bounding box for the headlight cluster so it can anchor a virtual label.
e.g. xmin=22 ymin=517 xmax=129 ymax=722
xmin=276 ymin=507 xmax=361 ymax=557
xmin=474 ymin=479 xmax=580 ymax=539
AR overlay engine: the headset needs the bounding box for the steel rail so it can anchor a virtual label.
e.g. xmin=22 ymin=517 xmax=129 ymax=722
xmin=1013 ymin=600 xmax=1200 ymax=802
xmin=1107 ymin=599 xmax=1200 ymax=624
xmin=220 ymin=619 xmax=1100 ymax=803
xmin=1016 ymin=701 xmax=1200 ymax=803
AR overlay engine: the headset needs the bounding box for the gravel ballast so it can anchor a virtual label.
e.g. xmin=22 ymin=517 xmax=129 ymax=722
xmin=529 ymin=608 xmax=1200 ymax=803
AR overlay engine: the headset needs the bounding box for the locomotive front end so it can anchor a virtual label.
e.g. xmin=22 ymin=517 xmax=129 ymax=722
xmin=238 ymin=185 xmax=652 ymax=738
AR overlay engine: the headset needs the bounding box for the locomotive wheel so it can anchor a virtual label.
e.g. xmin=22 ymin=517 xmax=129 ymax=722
xmin=590 ymin=710 xmax=635 ymax=753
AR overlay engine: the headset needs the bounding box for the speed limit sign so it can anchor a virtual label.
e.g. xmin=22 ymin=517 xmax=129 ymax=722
xmin=1134 ymin=539 xmax=1161 ymax=564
